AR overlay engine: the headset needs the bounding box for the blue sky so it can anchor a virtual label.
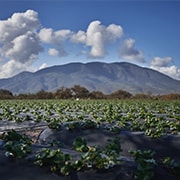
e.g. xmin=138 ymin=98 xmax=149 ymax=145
xmin=0 ymin=0 xmax=180 ymax=80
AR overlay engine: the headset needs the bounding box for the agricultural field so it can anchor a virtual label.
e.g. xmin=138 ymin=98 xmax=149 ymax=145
xmin=0 ymin=99 xmax=180 ymax=180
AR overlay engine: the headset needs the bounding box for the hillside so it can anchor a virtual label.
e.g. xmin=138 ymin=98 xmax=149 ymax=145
xmin=0 ymin=62 xmax=180 ymax=94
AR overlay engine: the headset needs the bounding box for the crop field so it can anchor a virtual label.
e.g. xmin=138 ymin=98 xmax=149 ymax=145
xmin=0 ymin=99 xmax=179 ymax=137
xmin=0 ymin=99 xmax=180 ymax=179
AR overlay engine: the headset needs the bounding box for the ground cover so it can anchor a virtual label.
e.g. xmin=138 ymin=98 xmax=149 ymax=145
xmin=0 ymin=99 xmax=179 ymax=179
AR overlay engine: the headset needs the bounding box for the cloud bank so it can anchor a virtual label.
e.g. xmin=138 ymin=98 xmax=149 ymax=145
xmin=0 ymin=10 xmax=42 ymax=78
xmin=150 ymin=57 xmax=180 ymax=80
xmin=40 ymin=20 xmax=124 ymax=58
xmin=0 ymin=9 xmax=179 ymax=81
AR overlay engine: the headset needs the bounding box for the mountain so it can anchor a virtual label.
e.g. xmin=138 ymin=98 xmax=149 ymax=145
xmin=0 ymin=62 xmax=180 ymax=95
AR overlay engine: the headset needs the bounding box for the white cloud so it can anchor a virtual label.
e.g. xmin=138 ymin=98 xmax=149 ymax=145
xmin=5 ymin=31 xmax=43 ymax=64
xmin=48 ymin=47 xmax=67 ymax=57
xmin=151 ymin=57 xmax=172 ymax=67
xmin=150 ymin=56 xmax=180 ymax=80
xmin=0 ymin=60 xmax=35 ymax=78
xmin=86 ymin=21 xmax=106 ymax=57
xmin=48 ymin=48 xmax=59 ymax=56
xmin=151 ymin=65 xmax=180 ymax=80
xmin=0 ymin=9 xmax=43 ymax=78
xmin=39 ymin=28 xmax=72 ymax=57
xmin=39 ymin=28 xmax=72 ymax=44
xmin=106 ymin=24 xmax=123 ymax=41
xmin=71 ymin=30 xmax=86 ymax=44
xmin=0 ymin=10 xmax=39 ymax=43
xmin=119 ymin=38 xmax=145 ymax=63
xmin=39 ymin=63 xmax=48 ymax=70
xmin=86 ymin=20 xmax=123 ymax=58
xmin=71 ymin=20 xmax=123 ymax=58
xmin=39 ymin=20 xmax=123 ymax=59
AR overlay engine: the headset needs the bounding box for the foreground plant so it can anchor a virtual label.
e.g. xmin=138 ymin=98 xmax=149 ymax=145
xmin=2 ymin=129 xmax=32 ymax=158
xmin=73 ymin=137 xmax=121 ymax=170
xmin=73 ymin=137 xmax=89 ymax=152
xmin=130 ymin=150 xmax=156 ymax=180
xmin=35 ymin=148 xmax=73 ymax=175
xmin=35 ymin=137 xmax=122 ymax=176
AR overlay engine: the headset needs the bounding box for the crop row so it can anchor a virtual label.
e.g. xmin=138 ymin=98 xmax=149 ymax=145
xmin=0 ymin=129 xmax=179 ymax=179
xmin=0 ymin=100 xmax=179 ymax=138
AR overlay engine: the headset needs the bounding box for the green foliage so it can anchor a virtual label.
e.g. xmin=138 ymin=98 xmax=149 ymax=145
xmin=81 ymin=146 xmax=115 ymax=170
xmin=0 ymin=100 xmax=179 ymax=178
xmin=0 ymin=99 xmax=179 ymax=138
xmin=73 ymin=137 xmax=89 ymax=152
xmin=34 ymin=137 xmax=122 ymax=176
xmin=75 ymin=137 xmax=121 ymax=170
xmin=130 ymin=150 xmax=156 ymax=180
xmin=35 ymin=148 xmax=73 ymax=175
xmin=2 ymin=129 xmax=32 ymax=158
xmin=104 ymin=137 xmax=121 ymax=157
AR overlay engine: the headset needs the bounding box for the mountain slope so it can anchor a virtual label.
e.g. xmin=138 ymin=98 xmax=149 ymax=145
xmin=0 ymin=62 xmax=180 ymax=94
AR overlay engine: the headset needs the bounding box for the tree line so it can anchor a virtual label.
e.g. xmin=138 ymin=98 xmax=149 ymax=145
xmin=0 ymin=85 xmax=180 ymax=100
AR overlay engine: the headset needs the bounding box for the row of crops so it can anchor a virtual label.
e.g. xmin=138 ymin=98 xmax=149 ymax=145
xmin=0 ymin=99 xmax=179 ymax=138
xmin=0 ymin=99 xmax=180 ymax=179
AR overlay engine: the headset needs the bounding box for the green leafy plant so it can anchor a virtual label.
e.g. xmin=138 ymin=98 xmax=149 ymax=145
xmin=81 ymin=146 xmax=112 ymax=169
xmin=35 ymin=137 xmax=122 ymax=176
xmin=79 ymin=137 xmax=121 ymax=170
xmin=73 ymin=137 xmax=89 ymax=152
xmin=35 ymin=148 xmax=73 ymax=176
xmin=104 ymin=137 xmax=121 ymax=157
xmin=130 ymin=150 xmax=156 ymax=180
xmin=2 ymin=129 xmax=32 ymax=158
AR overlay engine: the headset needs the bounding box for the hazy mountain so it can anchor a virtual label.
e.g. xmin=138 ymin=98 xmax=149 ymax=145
xmin=0 ymin=62 xmax=180 ymax=95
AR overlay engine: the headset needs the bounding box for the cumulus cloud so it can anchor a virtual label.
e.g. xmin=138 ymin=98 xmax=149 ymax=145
xmin=70 ymin=30 xmax=86 ymax=44
xmin=119 ymin=38 xmax=145 ymax=63
xmin=71 ymin=20 xmax=123 ymax=58
xmin=39 ymin=28 xmax=72 ymax=44
xmin=0 ymin=9 xmax=43 ymax=78
xmin=150 ymin=57 xmax=180 ymax=80
xmin=151 ymin=65 xmax=180 ymax=80
xmin=39 ymin=28 xmax=72 ymax=57
xmin=39 ymin=63 xmax=48 ymax=70
xmin=0 ymin=60 xmax=36 ymax=78
xmin=48 ymin=47 xmax=67 ymax=57
xmin=48 ymin=48 xmax=59 ymax=56
xmin=5 ymin=31 xmax=43 ymax=64
xmin=41 ymin=20 xmax=123 ymax=58
xmin=0 ymin=10 xmax=39 ymax=43
xmin=151 ymin=57 xmax=172 ymax=67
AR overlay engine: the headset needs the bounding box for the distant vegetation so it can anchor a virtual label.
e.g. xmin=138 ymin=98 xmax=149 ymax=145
xmin=0 ymin=85 xmax=180 ymax=100
xmin=0 ymin=89 xmax=14 ymax=99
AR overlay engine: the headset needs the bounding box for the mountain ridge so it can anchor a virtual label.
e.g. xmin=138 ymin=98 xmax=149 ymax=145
xmin=0 ymin=62 xmax=180 ymax=95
